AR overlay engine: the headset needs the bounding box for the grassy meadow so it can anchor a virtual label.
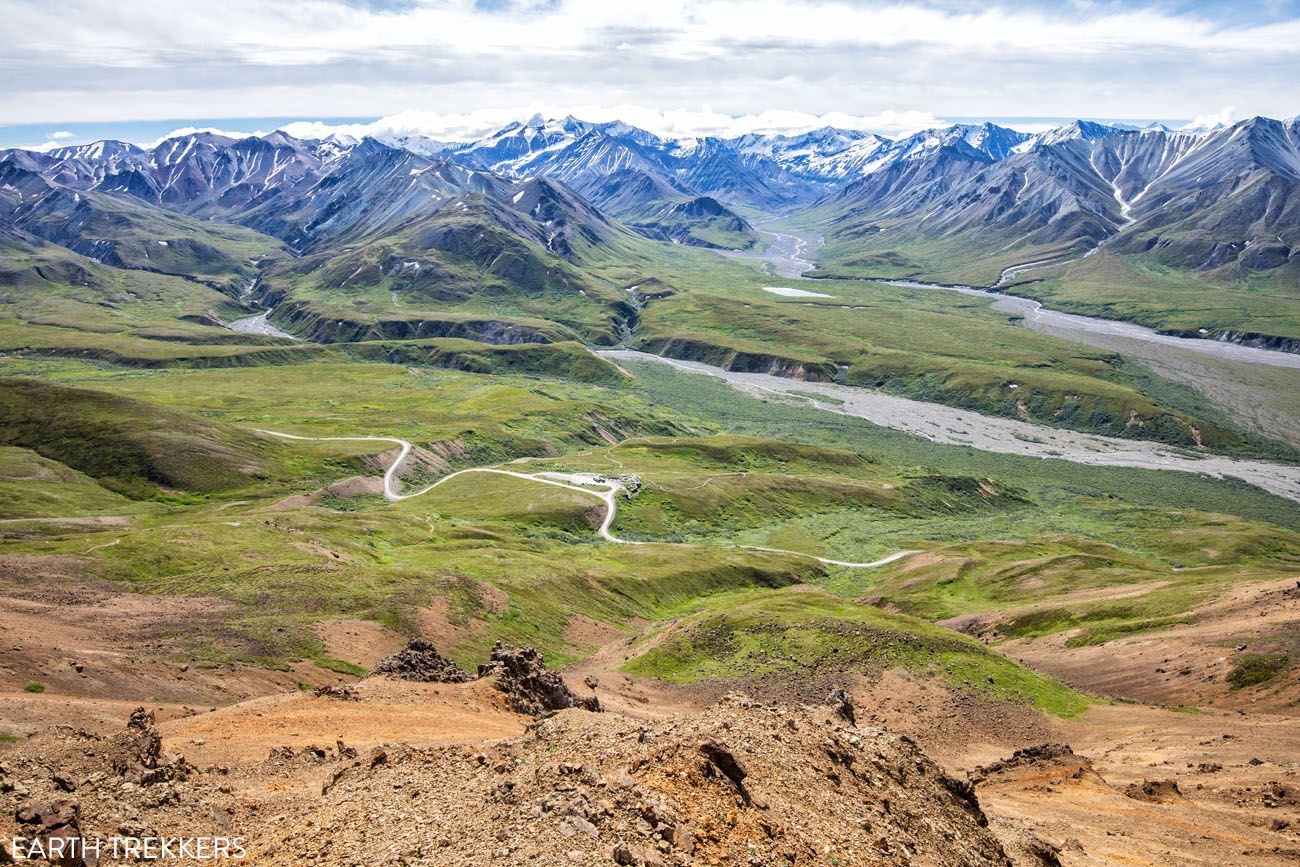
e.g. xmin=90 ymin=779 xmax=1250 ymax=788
xmin=1 ymin=348 xmax=1296 ymax=710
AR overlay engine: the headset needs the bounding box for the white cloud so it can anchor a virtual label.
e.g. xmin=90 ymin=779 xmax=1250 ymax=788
xmin=7 ymin=0 xmax=1299 ymax=69
xmin=20 ymin=130 xmax=79 ymax=151
xmin=1184 ymin=106 xmax=1236 ymax=130
xmin=271 ymin=106 xmax=946 ymax=144
xmin=1 ymin=1 xmax=1297 ymax=126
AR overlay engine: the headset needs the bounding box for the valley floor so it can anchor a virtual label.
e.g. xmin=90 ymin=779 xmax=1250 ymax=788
xmin=603 ymin=351 xmax=1300 ymax=503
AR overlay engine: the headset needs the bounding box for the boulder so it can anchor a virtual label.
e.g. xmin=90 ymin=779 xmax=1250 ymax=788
xmin=1124 ymin=779 xmax=1182 ymax=803
xmin=14 ymin=799 xmax=85 ymax=867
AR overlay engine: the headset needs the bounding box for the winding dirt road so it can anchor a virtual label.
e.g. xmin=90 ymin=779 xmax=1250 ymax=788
xmin=252 ymin=428 xmax=915 ymax=570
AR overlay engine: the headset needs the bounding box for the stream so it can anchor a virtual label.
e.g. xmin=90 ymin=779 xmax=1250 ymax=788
xmin=600 ymin=349 xmax=1300 ymax=504
xmin=739 ymin=223 xmax=1300 ymax=446
xmin=227 ymin=309 xmax=299 ymax=340
xmin=882 ymin=280 xmax=1300 ymax=371
xmin=751 ymin=224 xmax=1299 ymax=370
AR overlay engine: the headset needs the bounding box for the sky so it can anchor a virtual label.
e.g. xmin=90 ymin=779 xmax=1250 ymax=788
xmin=1 ymin=0 xmax=1298 ymax=149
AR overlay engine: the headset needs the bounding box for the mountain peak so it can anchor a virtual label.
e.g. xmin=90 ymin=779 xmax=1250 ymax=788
xmin=1028 ymin=119 xmax=1117 ymax=148
xmin=260 ymin=130 xmax=299 ymax=148
xmin=46 ymin=140 xmax=144 ymax=163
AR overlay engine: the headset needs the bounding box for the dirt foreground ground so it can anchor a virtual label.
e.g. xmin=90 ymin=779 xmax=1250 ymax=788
xmin=1 ymin=566 xmax=1297 ymax=865
xmin=2 ymin=643 xmax=1298 ymax=865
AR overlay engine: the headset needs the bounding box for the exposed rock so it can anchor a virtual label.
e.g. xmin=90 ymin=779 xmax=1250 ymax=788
xmin=1022 ymin=832 xmax=1063 ymax=866
xmin=971 ymin=743 xmax=1075 ymax=783
xmin=1124 ymin=779 xmax=1182 ymax=803
xmin=14 ymin=799 xmax=84 ymax=867
xmin=312 ymin=684 xmax=360 ymax=701
xmin=939 ymin=771 xmax=989 ymax=827
xmin=371 ymin=638 xmax=474 ymax=683
xmin=106 ymin=708 xmax=192 ymax=786
xmin=124 ymin=707 xmax=162 ymax=768
xmin=478 ymin=642 xmax=601 ymax=716
xmin=826 ymin=687 xmax=856 ymax=725
xmin=0 ymin=694 xmax=1011 ymax=866
xmin=697 ymin=739 xmax=751 ymax=803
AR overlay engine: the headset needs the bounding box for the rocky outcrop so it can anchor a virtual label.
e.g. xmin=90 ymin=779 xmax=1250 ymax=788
xmin=970 ymin=743 xmax=1075 ymax=783
xmin=1196 ymin=329 xmax=1300 ymax=355
xmin=1124 ymin=779 xmax=1183 ymax=803
xmin=106 ymin=708 xmax=193 ymax=786
xmin=826 ymin=687 xmax=857 ymax=725
xmin=269 ymin=300 xmax=575 ymax=345
xmin=371 ymin=639 xmax=474 ymax=683
xmin=478 ymin=642 xmax=602 ymax=715
xmin=0 ymin=693 xmax=1016 ymax=866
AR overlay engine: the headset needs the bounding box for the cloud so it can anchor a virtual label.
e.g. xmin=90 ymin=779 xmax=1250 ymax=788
xmin=1184 ymin=106 xmax=1236 ymax=130
xmin=19 ymin=129 xmax=78 ymax=151
xmin=1 ymin=1 xmax=1298 ymax=126
xmin=23 ymin=140 xmax=68 ymax=152
xmin=8 ymin=0 xmax=1300 ymax=68
xmin=272 ymin=106 xmax=946 ymax=144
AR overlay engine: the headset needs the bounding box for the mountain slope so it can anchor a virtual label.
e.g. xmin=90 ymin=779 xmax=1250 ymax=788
xmin=805 ymin=117 xmax=1300 ymax=314
xmin=1 ymin=132 xmax=351 ymax=219
xmin=4 ymin=114 xmax=1298 ymax=352
xmin=257 ymin=188 xmax=633 ymax=344
xmin=623 ymin=195 xmax=759 ymax=250
xmin=1 ymin=132 xmax=652 ymax=345
xmin=0 ymin=377 xmax=286 ymax=497
xmin=0 ymin=161 xmax=283 ymax=289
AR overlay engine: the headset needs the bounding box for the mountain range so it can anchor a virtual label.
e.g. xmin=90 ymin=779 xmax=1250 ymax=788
xmin=2 ymin=112 xmax=1298 ymax=347
xmin=811 ymin=116 xmax=1300 ymax=286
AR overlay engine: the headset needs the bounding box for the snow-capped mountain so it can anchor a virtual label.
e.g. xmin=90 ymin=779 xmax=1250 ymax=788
xmin=438 ymin=117 xmax=1030 ymax=209
xmin=1017 ymin=119 xmax=1118 ymax=151
xmin=892 ymin=122 xmax=1031 ymax=162
xmin=45 ymin=139 xmax=146 ymax=166
xmin=445 ymin=116 xmax=812 ymax=209
xmin=448 ymin=115 xmax=608 ymax=174
xmin=812 ymin=116 xmax=1300 ymax=278
xmin=732 ymin=126 xmax=871 ymax=160
xmin=0 ymin=129 xmax=630 ymax=261
xmin=371 ymin=132 xmax=453 ymax=157
xmin=731 ymin=127 xmax=892 ymax=180
xmin=0 ymin=116 xmax=1094 ymax=229
xmin=1 ymin=131 xmax=356 ymax=215
xmin=3 ymin=113 xmax=1294 ymax=280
